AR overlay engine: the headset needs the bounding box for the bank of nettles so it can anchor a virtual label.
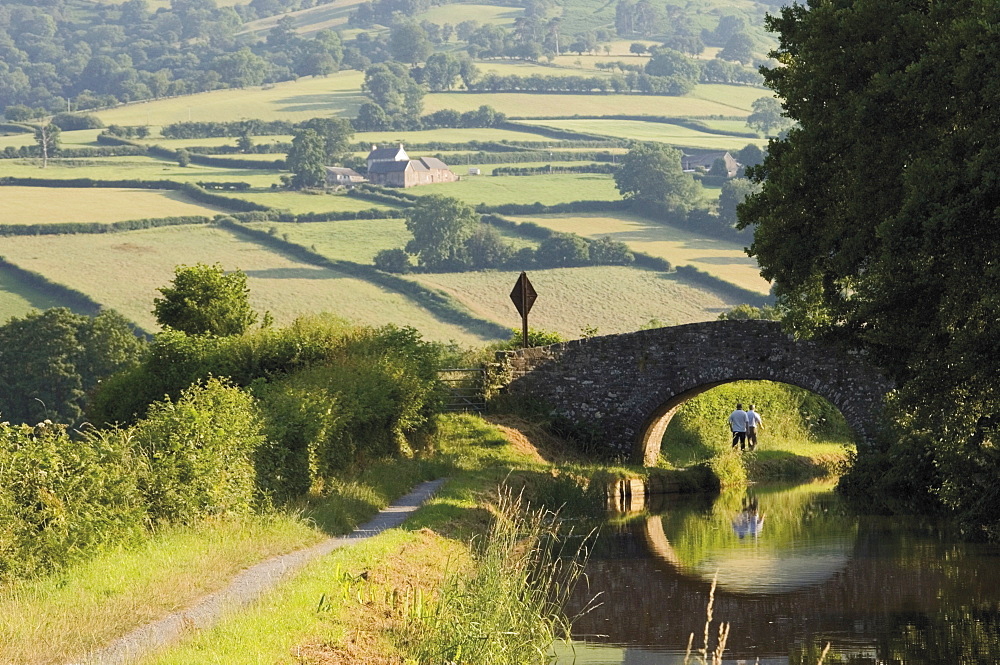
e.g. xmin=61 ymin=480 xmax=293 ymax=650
xmin=0 ymin=316 xmax=442 ymax=582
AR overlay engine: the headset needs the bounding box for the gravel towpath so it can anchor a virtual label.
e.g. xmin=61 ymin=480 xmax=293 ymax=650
xmin=81 ymin=477 xmax=448 ymax=665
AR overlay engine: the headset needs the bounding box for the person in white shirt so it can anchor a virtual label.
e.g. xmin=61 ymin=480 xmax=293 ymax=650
xmin=746 ymin=405 xmax=763 ymax=450
xmin=728 ymin=403 xmax=749 ymax=450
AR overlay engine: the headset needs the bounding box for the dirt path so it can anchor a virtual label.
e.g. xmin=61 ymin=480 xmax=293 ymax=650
xmin=81 ymin=478 xmax=448 ymax=665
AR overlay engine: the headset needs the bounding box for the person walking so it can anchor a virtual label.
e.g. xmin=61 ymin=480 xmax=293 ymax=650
xmin=746 ymin=405 xmax=762 ymax=450
xmin=728 ymin=402 xmax=749 ymax=450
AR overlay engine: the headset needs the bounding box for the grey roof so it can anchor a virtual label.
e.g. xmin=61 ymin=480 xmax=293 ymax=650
xmin=368 ymin=160 xmax=412 ymax=174
xmin=366 ymin=144 xmax=407 ymax=162
xmin=419 ymin=157 xmax=451 ymax=170
xmin=325 ymin=166 xmax=362 ymax=177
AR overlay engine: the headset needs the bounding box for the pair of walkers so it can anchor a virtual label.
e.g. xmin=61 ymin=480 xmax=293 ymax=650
xmin=728 ymin=403 xmax=762 ymax=451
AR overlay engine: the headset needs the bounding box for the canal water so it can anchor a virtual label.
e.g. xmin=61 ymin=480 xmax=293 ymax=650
xmin=553 ymin=480 xmax=1000 ymax=664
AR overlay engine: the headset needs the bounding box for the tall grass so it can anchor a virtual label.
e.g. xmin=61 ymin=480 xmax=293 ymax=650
xmin=401 ymin=487 xmax=596 ymax=665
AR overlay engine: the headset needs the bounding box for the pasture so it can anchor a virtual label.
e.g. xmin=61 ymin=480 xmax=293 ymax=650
xmin=248 ymin=217 xmax=536 ymax=264
xmin=0 ymin=157 xmax=283 ymax=188
xmin=410 ymin=265 xmax=740 ymax=338
xmin=0 ymin=271 xmax=69 ymax=324
xmin=92 ymin=72 xmax=368 ymax=126
xmin=231 ymin=191 xmax=399 ymax=214
xmin=2 ymin=187 xmax=228 ymax=225
xmin=511 ymin=211 xmax=771 ymax=294
xmin=406 ymin=172 xmax=621 ymax=205
xmin=425 ymin=89 xmax=754 ymax=118
xmin=0 ymin=225 xmax=492 ymax=344
xmin=418 ymin=4 xmax=522 ymax=26
xmin=355 ymin=126 xmax=560 ymax=144
xmin=516 ymin=119 xmax=765 ymax=150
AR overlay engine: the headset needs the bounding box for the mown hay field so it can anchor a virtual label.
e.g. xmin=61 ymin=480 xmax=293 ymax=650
xmin=406 ymin=172 xmax=621 ymax=205
xmin=0 ymin=157 xmax=283 ymax=188
xmin=409 ymin=266 xmax=739 ymax=338
xmin=511 ymin=212 xmax=770 ymax=294
xmin=0 ymin=271 xmax=69 ymax=324
xmin=231 ymin=191 xmax=399 ymax=214
xmin=93 ymin=72 xmax=367 ymax=126
xmin=518 ymin=119 xmax=765 ymax=150
xmin=425 ymin=88 xmax=754 ymax=118
xmin=418 ymin=4 xmax=522 ymax=26
xmin=238 ymin=0 xmax=367 ymax=38
xmin=355 ymin=126 xmax=560 ymax=144
xmin=2 ymin=187 xmax=229 ymax=225
xmin=0 ymin=225 xmax=491 ymax=344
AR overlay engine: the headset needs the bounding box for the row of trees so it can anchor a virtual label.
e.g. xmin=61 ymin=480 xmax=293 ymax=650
xmin=0 ymin=1 xmax=345 ymax=117
xmin=374 ymin=196 xmax=635 ymax=273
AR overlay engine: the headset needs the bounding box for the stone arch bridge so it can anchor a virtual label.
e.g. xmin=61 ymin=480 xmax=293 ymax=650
xmin=500 ymin=320 xmax=892 ymax=465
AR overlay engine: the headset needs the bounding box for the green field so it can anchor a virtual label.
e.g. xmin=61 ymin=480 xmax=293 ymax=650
xmin=93 ymin=72 xmax=367 ymax=126
xmin=406 ymin=173 xmax=621 ymax=205
xmin=511 ymin=212 xmax=769 ymax=294
xmin=247 ymin=217 xmax=536 ymax=264
xmin=231 ymin=191 xmax=398 ymax=214
xmin=409 ymin=266 xmax=740 ymax=338
xmin=0 ymin=225 xmax=492 ymax=344
xmin=426 ymin=88 xmax=754 ymax=118
xmin=0 ymin=157 xmax=283 ymax=188
xmin=355 ymin=127 xmax=558 ymax=144
xmin=0 ymin=270 xmax=70 ymax=324
xmin=2 ymin=187 xmax=228 ymax=225
xmin=238 ymin=0 xmax=366 ymax=38
xmin=418 ymin=4 xmax=521 ymax=26
xmin=142 ymin=135 xmax=292 ymax=148
xmin=0 ymin=129 xmax=105 ymax=150
xmin=518 ymin=119 xmax=765 ymax=150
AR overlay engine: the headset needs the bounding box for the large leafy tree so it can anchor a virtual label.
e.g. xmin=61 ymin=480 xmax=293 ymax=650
xmin=0 ymin=308 xmax=144 ymax=425
xmin=405 ymin=196 xmax=479 ymax=270
xmin=153 ymin=263 xmax=258 ymax=337
xmin=614 ymin=142 xmax=700 ymax=213
xmin=739 ymin=0 xmax=1000 ymax=528
xmin=285 ymin=128 xmax=327 ymax=189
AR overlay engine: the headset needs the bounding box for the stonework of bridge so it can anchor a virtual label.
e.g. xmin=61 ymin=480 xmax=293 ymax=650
xmin=500 ymin=320 xmax=893 ymax=465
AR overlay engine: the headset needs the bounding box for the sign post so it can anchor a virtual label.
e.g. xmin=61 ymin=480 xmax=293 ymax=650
xmin=509 ymin=272 xmax=537 ymax=349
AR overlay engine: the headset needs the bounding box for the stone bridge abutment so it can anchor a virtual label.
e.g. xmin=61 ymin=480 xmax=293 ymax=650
xmin=500 ymin=321 xmax=893 ymax=464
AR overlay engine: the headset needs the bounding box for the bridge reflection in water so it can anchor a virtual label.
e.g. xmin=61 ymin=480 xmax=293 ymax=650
xmin=558 ymin=482 xmax=1000 ymax=664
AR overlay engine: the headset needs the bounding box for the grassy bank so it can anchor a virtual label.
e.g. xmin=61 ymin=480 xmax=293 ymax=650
xmin=8 ymin=413 xmax=667 ymax=664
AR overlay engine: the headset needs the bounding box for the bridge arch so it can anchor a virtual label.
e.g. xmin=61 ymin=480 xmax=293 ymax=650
xmin=500 ymin=320 xmax=892 ymax=464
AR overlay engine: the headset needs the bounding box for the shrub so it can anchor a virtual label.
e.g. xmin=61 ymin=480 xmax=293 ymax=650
xmin=131 ymin=378 xmax=265 ymax=524
xmin=374 ymin=248 xmax=413 ymax=273
xmin=588 ymin=236 xmax=634 ymax=266
xmin=0 ymin=421 xmax=146 ymax=581
xmin=535 ymin=233 xmax=590 ymax=268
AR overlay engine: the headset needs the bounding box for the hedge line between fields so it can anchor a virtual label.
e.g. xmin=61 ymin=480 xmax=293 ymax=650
xmin=0 ymin=256 xmax=104 ymax=317
xmin=480 ymin=213 xmax=672 ymax=272
xmin=0 ymin=176 xmax=272 ymax=213
xmin=217 ymin=218 xmax=510 ymax=339
xmin=0 ymin=215 xmax=213 ymax=236
xmin=514 ymin=115 xmax=760 ymax=139
xmin=492 ymin=163 xmax=618 ymax=176
xmin=674 ymin=264 xmax=773 ymax=307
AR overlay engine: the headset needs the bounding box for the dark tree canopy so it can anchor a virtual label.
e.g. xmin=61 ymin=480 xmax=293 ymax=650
xmin=0 ymin=308 xmax=143 ymax=425
xmin=739 ymin=0 xmax=1000 ymax=529
xmin=153 ymin=263 xmax=258 ymax=337
xmin=614 ymin=142 xmax=700 ymax=213
xmin=404 ymin=196 xmax=480 ymax=270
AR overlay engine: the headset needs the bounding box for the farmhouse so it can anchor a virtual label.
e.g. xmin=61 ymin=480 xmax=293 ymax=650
xmin=325 ymin=166 xmax=365 ymax=187
xmin=681 ymin=150 xmax=739 ymax=177
xmin=364 ymin=144 xmax=458 ymax=188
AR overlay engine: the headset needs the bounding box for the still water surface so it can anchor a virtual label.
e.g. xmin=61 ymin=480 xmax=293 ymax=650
xmin=554 ymin=480 xmax=1000 ymax=664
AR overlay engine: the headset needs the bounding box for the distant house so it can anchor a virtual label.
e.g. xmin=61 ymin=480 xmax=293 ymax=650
xmin=325 ymin=166 xmax=365 ymax=187
xmin=364 ymin=144 xmax=457 ymax=188
xmin=681 ymin=150 xmax=739 ymax=177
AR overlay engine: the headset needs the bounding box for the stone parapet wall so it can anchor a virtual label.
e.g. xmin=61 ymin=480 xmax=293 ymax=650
xmin=501 ymin=320 xmax=893 ymax=464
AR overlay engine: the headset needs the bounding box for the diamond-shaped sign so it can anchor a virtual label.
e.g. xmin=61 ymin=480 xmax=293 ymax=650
xmin=509 ymin=272 xmax=537 ymax=317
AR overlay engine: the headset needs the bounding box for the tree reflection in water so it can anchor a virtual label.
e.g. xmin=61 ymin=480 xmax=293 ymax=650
xmin=561 ymin=481 xmax=1000 ymax=664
